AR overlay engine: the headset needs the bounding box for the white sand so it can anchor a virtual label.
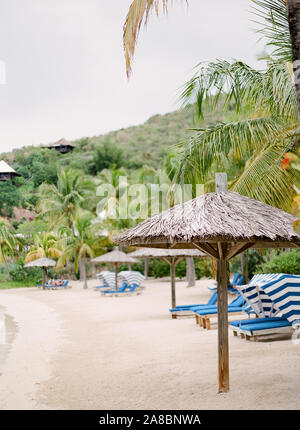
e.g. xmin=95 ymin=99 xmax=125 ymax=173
xmin=0 ymin=278 xmax=300 ymax=410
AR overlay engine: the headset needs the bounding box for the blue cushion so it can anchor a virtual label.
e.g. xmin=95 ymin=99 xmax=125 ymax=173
xmin=230 ymin=317 xmax=284 ymax=327
xmin=238 ymin=320 xmax=291 ymax=332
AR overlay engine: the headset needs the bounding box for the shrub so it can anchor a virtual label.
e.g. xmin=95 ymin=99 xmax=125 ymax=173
xmin=256 ymin=249 xmax=300 ymax=275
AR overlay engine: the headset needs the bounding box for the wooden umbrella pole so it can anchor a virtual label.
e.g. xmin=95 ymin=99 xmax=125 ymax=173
xmin=144 ymin=257 xmax=149 ymax=279
xmin=216 ymin=253 xmax=229 ymax=392
xmin=171 ymin=258 xmax=176 ymax=309
xmin=42 ymin=267 xmax=46 ymax=290
xmin=115 ymin=263 xmax=118 ymax=291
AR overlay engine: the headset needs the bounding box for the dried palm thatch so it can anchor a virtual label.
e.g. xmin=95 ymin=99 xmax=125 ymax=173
xmin=129 ymin=247 xmax=205 ymax=258
xmin=123 ymin=0 xmax=187 ymax=77
xmin=48 ymin=138 xmax=74 ymax=149
xmin=92 ymin=250 xmax=140 ymax=289
xmin=116 ymin=191 xmax=300 ymax=251
xmin=129 ymin=247 xmax=205 ymax=309
xmin=24 ymin=257 xmax=56 ymax=268
xmin=91 ymin=249 xmax=140 ymax=264
xmin=24 ymin=257 xmax=56 ymax=291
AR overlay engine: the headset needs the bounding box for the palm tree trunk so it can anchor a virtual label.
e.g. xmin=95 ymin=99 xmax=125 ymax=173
xmin=186 ymin=257 xmax=196 ymax=287
xmin=144 ymin=257 xmax=149 ymax=279
xmin=80 ymin=258 xmax=88 ymax=289
xmin=287 ymin=0 xmax=300 ymax=119
xmin=239 ymin=251 xmax=248 ymax=283
xmin=79 ymin=258 xmax=84 ymax=281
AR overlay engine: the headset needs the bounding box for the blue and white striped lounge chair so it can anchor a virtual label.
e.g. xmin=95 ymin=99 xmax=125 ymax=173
xmin=101 ymin=282 xmax=129 ymax=296
xmin=101 ymin=283 xmax=140 ymax=297
xmin=119 ymin=271 xmax=145 ymax=290
xmin=230 ymin=317 xmax=292 ymax=340
xmin=169 ymin=290 xmax=218 ymax=319
xmin=232 ymin=273 xmax=300 ymax=340
xmin=208 ymin=273 xmax=243 ymax=292
xmin=194 ymin=294 xmax=253 ymax=330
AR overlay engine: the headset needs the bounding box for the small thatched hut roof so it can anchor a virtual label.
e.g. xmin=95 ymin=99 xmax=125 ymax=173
xmin=48 ymin=138 xmax=74 ymax=148
xmin=116 ymin=191 xmax=300 ymax=250
xmin=24 ymin=257 xmax=56 ymax=268
xmin=91 ymin=249 xmax=140 ymax=264
xmin=129 ymin=248 xmax=205 ymax=258
xmin=0 ymin=160 xmax=21 ymax=177
xmin=47 ymin=138 xmax=75 ymax=153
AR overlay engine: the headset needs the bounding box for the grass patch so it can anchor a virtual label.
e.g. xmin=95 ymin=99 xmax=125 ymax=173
xmin=0 ymin=280 xmax=36 ymax=289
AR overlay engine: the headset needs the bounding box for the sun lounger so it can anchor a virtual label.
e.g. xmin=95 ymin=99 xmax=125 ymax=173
xmin=230 ymin=317 xmax=292 ymax=341
xmin=194 ymin=295 xmax=252 ymax=330
xmin=208 ymin=273 xmax=244 ymax=292
xmin=101 ymin=283 xmax=140 ymax=297
xmin=101 ymin=282 xmax=129 ymax=295
xmin=44 ymin=280 xmax=70 ymax=289
xmin=169 ymin=291 xmax=218 ymax=319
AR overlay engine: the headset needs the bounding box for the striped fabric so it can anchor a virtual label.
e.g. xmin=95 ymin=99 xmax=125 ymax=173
xmin=238 ymin=273 xmax=300 ymax=327
xmin=119 ymin=271 xmax=145 ymax=287
xmin=96 ymin=271 xmax=117 ymax=288
xmin=259 ymin=274 xmax=300 ymax=327
xmin=237 ymin=274 xmax=280 ymax=318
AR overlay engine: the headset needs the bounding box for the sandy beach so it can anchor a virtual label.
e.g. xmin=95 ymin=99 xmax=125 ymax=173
xmin=0 ymin=278 xmax=299 ymax=410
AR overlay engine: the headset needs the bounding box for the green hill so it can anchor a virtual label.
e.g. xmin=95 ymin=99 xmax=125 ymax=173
xmin=0 ymin=104 xmax=229 ymax=223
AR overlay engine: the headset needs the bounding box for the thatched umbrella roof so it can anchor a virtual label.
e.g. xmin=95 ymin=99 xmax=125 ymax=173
xmin=91 ymin=249 xmax=140 ymax=264
xmin=116 ymin=191 xmax=299 ymax=251
xmin=24 ymin=257 xmax=56 ymax=290
xmin=129 ymin=248 xmax=206 ymax=308
xmin=129 ymin=248 xmax=205 ymax=258
xmin=24 ymin=257 xmax=56 ymax=268
xmin=91 ymin=250 xmax=140 ymax=289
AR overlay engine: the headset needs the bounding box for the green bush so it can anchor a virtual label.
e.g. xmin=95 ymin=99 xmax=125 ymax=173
xmin=256 ymin=249 xmax=300 ymax=275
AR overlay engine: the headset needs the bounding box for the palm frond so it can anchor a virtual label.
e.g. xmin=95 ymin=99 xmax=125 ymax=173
xmin=251 ymin=0 xmax=292 ymax=61
xmin=174 ymin=117 xmax=292 ymax=183
xmin=232 ymin=143 xmax=297 ymax=209
xmin=123 ymin=0 xmax=187 ymax=77
xmin=179 ymin=60 xmax=297 ymax=121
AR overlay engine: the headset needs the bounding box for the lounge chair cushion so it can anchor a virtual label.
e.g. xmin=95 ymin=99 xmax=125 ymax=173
xmin=236 ymin=319 xmax=291 ymax=332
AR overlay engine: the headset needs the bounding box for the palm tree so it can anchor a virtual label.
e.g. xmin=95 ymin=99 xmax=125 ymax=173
xmin=0 ymin=218 xmax=22 ymax=274
xmin=123 ymin=0 xmax=300 ymax=120
xmin=37 ymin=169 xmax=96 ymax=228
xmin=287 ymin=0 xmax=300 ymax=118
xmin=173 ymin=1 xmax=299 ymax=209
xmin=57 ymin=211 xmax=106 ymax=289
xmin=25 ymin=232 xmax=62 ymax=263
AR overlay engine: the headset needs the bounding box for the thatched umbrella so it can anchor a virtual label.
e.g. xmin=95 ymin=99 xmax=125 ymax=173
xmin=129 ymin=248 xmax=205 ymax=309
xmin=115 ymin=173 xmax=300 ymax=393
xmin=24 ymin=257 xmax=56 ymax=290
xmin=91 ymin=250 xmax=140 ymax=289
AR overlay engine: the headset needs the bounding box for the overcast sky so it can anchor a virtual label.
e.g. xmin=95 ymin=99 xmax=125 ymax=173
xmin=0 ymin=0 xmax=266 ymax=152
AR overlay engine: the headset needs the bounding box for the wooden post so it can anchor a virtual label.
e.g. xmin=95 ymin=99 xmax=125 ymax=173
xmin=144 ymin=257 xmax=149 ymax=279
xmin=215 ymin=173 xmax=229 ymax=393
xmin=171 ymin=258 xmax=176 ymax=309
xmin=42 ymin=267 xmax=46 ymax=290
xmin=115 ymin=263 xmax=118 ymax=290
xmin=217 ymin=256 xmax=229 ymax=392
